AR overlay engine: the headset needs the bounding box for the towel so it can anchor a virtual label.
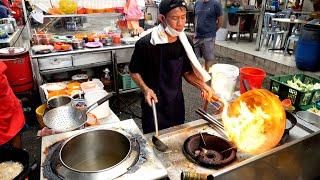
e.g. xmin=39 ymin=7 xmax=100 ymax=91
xmin=143 ymin=24 xmax=211 ymax=82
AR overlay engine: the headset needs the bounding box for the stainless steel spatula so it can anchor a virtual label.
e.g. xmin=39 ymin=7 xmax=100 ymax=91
xmin=151 ymin=99 xmax=168 ymax=152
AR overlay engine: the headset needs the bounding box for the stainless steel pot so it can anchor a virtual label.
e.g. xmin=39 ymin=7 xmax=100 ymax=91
xmin=47 ymin=95 xmax=72 ymax=109
xmin=2 ymin=23 xmax=14 ymax=34
xmin=100 ymin=37 xmax=112 ymax=46
xmin=0 ymin=18 xmax=17 ymax=31
xmin=59 ymin=129 xmax=139 ymax=179
xmin=71 ymin=40 xmax=85 ymax=49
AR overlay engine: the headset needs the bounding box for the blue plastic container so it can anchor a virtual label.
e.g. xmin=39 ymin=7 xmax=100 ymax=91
xmin=295 ymin=40 xmax=320 ymax=72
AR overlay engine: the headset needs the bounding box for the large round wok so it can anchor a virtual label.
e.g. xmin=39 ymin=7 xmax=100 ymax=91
xmin=57 ymin=129 xmax=140 ymax=179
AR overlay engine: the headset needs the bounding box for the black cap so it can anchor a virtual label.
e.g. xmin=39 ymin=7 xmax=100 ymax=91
xmin=159 ymin=0 xmax=187 ymax=15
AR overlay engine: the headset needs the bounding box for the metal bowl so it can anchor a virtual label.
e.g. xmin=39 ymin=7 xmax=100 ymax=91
xmin=71 ymin=40 xmax=85 ymax=49
xmin=47 ymin=95 xmax=72 ymax=109
xmin=59 ymin=129 xmax=140 ymax=179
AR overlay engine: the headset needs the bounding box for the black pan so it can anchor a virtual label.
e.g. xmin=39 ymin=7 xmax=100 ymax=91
xmin=0 ymin=147 xmax=29 ymax=180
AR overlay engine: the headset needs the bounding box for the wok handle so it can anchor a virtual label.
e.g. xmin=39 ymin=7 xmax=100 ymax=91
xmin=285 ymin=111 xmax=297 ymax=132
xmin=86 ymin=93 xmax=113 ymax=113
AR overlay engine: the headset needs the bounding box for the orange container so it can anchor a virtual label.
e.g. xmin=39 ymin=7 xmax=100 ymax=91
xmin=94 ymin=9 xmax=104 ymax=13
xmin=113 ymin=35 xmax=121 ymax=44
xmin=86 ymin=8 xmax=94 ymax=14
xmin=239 ymin=67 xmax=266 ymax=94
xmin=104 ymin=8 xmax=115 ymax=13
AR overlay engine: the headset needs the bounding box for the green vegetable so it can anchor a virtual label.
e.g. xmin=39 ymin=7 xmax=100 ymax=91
xmin=286 ymin=76 xmax=320 ymax=92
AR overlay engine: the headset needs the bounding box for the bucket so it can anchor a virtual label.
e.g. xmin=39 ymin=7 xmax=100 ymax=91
xmin=0 ymin=47 xmax=33 ymax=93
xmin=36 ymin=104 xmax=47 ymax=129
xmin=211 ymin=64 xmax=239 ymax=101
xmin=84 ymin=90 xmax=110 ymax=119
xmin=239 ymin=67 xmax=266 ymax=94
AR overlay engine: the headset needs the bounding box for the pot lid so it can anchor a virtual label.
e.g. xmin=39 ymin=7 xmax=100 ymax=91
xmin=0 ymin=47 xmax=27 ymax=57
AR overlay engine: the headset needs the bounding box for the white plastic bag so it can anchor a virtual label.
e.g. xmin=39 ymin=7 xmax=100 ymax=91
xmin=216 ymin=28 xmax=228 ymax=41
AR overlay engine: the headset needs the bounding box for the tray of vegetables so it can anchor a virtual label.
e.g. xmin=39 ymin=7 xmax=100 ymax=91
xmin=270 ymin=74 xmax=320 ymax=109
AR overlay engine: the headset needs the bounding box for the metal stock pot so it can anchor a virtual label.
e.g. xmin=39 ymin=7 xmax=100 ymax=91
xmin=58 ymin=129 xmax=140 ymax=179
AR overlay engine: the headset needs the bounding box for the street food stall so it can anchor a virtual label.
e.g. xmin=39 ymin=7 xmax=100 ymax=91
xmin=0 ymin=0 xmax=319 ymax=179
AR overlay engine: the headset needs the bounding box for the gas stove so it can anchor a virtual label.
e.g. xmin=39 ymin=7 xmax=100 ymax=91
xmin=40 ymin=119 xmax=167 ymax=180
xmin=146 ymin=118 xmax=319 ymax=180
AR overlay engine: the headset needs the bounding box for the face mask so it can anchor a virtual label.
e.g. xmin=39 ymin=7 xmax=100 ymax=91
xmin=164 ymin=22 xmax=184 ymax=37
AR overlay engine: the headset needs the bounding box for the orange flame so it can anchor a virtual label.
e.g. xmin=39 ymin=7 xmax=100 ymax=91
xmin=221 ymin=89 xmax=286 ymax=155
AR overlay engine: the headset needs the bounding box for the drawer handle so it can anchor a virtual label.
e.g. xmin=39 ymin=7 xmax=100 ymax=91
xmin=50 ymin=58 xmax=61 ymax=65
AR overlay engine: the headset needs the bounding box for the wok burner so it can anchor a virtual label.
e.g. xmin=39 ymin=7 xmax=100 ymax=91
xmin=183 ymin=133 xmax=237 ymax=168
xmin=42 ymin=132 xmax=147 ymax=179
xmin=42 ymin=140 xmax=64 ymax=180
xmin=40 ymin=120 xmax=168 ymax=180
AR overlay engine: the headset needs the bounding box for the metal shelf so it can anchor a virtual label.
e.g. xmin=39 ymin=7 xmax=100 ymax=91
xmin=40 ymin=61 xmax=112 ymax=75
xmin=43 ymin=13 xmax=122 ymax=18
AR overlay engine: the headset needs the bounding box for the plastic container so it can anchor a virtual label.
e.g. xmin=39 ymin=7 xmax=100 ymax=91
xmin=118 ymin=73 xmax=137 ymax=90
xmin=210 ymin=64 xmax=239 ymax=101
xmin=295 ymin=40 xmax=320 ymax=72
xmin=84 ymin=90 xmax=110 ymax=119
xmin=239 ymin=67 xmax=266 ymax=94
xmin=269 ymin=74 xmax=320 ymax=109
xmin=80 ymin=80 xmax=104 ymax=93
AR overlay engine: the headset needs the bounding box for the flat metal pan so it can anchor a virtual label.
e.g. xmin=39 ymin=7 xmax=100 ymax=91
xmin=296 ymin=111 xmax=320 ymax=125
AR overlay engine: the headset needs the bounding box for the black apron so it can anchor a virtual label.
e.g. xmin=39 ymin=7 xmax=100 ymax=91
xmin=141 ymin=47 xmax=185 ymax=134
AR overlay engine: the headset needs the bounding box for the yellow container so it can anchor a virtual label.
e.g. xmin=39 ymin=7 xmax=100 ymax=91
xmin=36 ymin=104 xmax=47 ymax=129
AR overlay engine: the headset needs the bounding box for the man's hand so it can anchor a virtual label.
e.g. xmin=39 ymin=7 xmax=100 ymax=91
xmin=130 ymin=72 xmax=158 ymax=106
xmin=143 ymin=87 xmax=158 ymax=106
xmin=201 ymin=83 xmax=214 ymax=101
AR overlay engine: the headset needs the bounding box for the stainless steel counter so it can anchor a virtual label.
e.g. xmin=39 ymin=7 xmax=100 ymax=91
xmin=0 ymin=28 xmax=23 ymax=48
xmin=30 ymin=44 xmax=135 ymax=58
xmin=40 ymin=119 xmax=167 ymax=180
xmin=146 ymin=118 xmax=319 ymax=180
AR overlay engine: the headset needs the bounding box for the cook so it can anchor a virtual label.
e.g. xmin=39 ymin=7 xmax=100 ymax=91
xmin=0 ymin=62 xmax=25 ymax=148
xmin=129 ymin=0 xmax=219 ymax=133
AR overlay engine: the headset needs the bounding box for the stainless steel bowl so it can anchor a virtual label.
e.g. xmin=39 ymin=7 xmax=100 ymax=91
xmin=47 ymin=95 xmax=72 ymax=109
xmin=100 ymin=37 xmax=113 ymax=46
xmin=72 ymin=40 xmax=85 ymax=49
xmin=59 ymin=129 xmax=140 ymax=179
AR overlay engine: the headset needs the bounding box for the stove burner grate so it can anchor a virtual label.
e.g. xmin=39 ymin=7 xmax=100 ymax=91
xmin=43 ymin=140 xmax=65 ymax=180
xmin=183 ymin=133 xmax=237 ymax=168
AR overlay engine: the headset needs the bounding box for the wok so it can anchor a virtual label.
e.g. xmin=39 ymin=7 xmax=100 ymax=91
xmin=196 ymin=109 xmax=297 ymax=144
xmin=43 ymin=93 xmax=112 ymax=132
xmin=0 ymin=148 xmax=29 ymax=180
xmin=58 ymin=129 xmax=140 ymax=179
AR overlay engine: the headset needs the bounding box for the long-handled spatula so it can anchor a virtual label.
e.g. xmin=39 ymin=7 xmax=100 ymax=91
xmin=151 ymin=99 xmax=168 ymax=152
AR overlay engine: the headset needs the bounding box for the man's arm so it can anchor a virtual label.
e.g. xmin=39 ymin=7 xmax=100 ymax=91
xmin=183 ymin=71 xmax=221 ymax=102
xmin=184 ymin=71 xmax=214 ymax=99
xmin=216 ymin=15 xmax=224 ymax=30
xmin=130 ymin=72 xmax=158 ymax=106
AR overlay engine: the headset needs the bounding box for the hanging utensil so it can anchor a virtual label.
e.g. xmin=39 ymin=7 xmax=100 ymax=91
xmin=151 ymin=99 xmax=168 ymax=152
xmin=43 ymin=93 xmax=113 ymax=132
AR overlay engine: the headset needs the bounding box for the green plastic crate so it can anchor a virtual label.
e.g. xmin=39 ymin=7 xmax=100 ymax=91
xmin=269 ymin=74 xmax=320 ymax=109
xmin=118 ymin=73 xmax=138 ymax=90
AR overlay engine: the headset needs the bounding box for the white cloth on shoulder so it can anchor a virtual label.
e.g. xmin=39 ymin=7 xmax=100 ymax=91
xmin=140 ymin=24 xmax=211 ymax=82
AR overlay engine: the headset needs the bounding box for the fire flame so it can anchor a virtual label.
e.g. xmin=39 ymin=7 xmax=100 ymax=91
xmin=221 ymin=89 xmax=286 ymax=155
